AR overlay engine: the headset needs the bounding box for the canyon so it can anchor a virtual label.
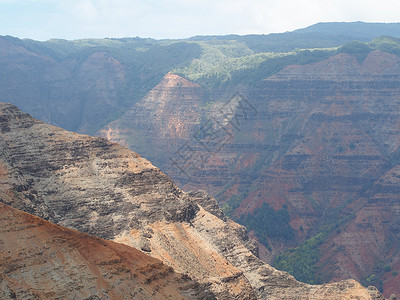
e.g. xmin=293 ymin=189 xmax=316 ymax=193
xmin=99 ymin=51 xmax=400 ymax=296
xmin=2 ymin=23 xmax=400 ymax=297
xmin=0 ymin=103 xmax=384 ymax=299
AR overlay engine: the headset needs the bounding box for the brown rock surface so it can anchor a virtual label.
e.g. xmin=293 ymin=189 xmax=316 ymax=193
xmin=0 ymin=103 xmax=384 ymax=299
xmin=0 ymin=202 xmax=213 ymax=299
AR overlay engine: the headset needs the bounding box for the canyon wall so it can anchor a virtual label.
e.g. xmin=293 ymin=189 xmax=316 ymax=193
xmin=99 ymin=51 xmax=400 ymax=296
xmin=0 ymin=103 xmax=383 ymax=299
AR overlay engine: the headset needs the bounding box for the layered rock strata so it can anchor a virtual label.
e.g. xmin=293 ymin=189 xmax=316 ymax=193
xmin=0 ymin=103 xmax=384 ymax=299
xmin=98 ymin=52 xmax=400 ymax=296
xmin=0 ymin=202 xmax=214 ymax=299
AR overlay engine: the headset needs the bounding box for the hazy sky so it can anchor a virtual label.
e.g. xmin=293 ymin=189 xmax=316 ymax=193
xmin=1 ymin=0 xmax=400 ymax=41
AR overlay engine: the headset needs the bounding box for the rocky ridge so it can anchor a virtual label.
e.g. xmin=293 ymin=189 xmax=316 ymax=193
xmin=0 ymin=103 xmax=384 ymax=299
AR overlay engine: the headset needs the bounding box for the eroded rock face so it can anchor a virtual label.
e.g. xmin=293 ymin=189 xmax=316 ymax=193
xmin=0 ymin=202 xmax=214 ymax=300
xmin=97 ymin=51 xmax=400 ymax=297
xmin=98 ymin=72 xmax=205 ymax=162
xmin=0 ymin=103 xmax=383 ymax=299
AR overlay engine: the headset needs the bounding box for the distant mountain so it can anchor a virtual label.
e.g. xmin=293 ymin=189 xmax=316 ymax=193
xmin=190 ymin=21 xmax=400 ymax=52
xmin=2 ymin=22 xmax=400 ymax=135
xmin=0 ymin=35 xmax=202 ymax=134
xmin=295 ymin=22 xmax=400 ymax=38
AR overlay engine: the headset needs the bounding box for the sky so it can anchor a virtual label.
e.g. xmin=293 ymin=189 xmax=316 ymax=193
xmin=0 ymin=0 xmax=400 ymax=41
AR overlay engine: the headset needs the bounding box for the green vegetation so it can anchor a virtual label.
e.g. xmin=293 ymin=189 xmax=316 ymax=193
xmin=273 ymin=197 xmax=357 ymax=285
xmin=337 ymin=36 xmax=400 ymax=64
xmin=239 ymin=202 xmax=295 ymax=249
xmin=175 ymin=34 xmax=400 ymax=90
xmin=230 ymin=48 xmax=335 ymax=86
xmin=274 ymin=232 xmax=326 ymax=284
xmin=366 ymin=273 xmax=376 ymax=284
xmin=172 ymin=24 xmax=400 ymax=89
xmin=364 ymin=274 xmax=383 ymax=292
xmin=338 ymin=40 xmax=372 ymax=63
xmin=384 ymin=265 xmax=392 ymax=273
xmin=175 ymin=42 xmax=336 ymax=88
xmin=369 ymin=36 xmax=400 ymax=55
xmin=9 ymin=30 xmax=400 ymax=102
xmin=338 ymin=40 xmax=372 ymax=54
xmin=361 ymin=261 xmax=396 ymax=292
xmin=173 ymin=39 xmax=270 ymax=87
xmin=221 ymin=188 xmax=250 ymax=216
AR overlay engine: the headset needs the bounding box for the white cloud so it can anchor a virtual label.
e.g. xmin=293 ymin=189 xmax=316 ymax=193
xmin=0 ymin=0 xmax=400 ymax=40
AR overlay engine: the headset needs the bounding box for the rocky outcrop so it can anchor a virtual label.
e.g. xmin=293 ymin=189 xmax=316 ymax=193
xmin=0 ymin=103 xmax=383 ymax=299
xmin=0 ymin=201 xmax=214 ymax=299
